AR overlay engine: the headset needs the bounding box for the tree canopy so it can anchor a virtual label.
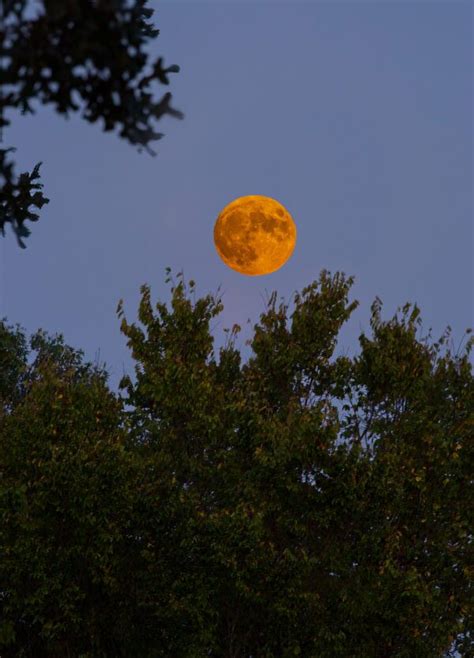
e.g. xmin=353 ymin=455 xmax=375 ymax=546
xmin=0 ymin=0 xmax=183 ymax=248
xmin=0 ymin=269 xmax=472 ymax=656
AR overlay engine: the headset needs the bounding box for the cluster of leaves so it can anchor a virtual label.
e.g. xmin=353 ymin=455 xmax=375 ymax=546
xmin=0 ymin=0 xmax=183 ymax=247
xmin=0 ymin=269 xmax=472 ymax=656
xmin=0 ymin=148 xmax=49 ymax=248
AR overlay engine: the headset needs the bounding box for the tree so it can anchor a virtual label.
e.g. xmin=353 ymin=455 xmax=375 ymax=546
xmin=0 ymin=322 xmax=143 ymax=656
xmin=0 ymin=316 xmax=29 ymax=415
xmin=116 ymin=269 xmax=473 ymax=657
xmin=0 ymin=0 xmax=183 ymax=248
xmin=0 ymin=269 xmax=472 ymax=656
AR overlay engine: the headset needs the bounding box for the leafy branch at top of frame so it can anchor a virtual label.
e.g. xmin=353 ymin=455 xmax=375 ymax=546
xmin=0 ymin=0 xmax=184 ymax=247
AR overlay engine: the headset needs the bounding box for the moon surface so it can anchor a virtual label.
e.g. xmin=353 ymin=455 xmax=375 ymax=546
xmin=213 ymin=195 xmax=297 ymax=276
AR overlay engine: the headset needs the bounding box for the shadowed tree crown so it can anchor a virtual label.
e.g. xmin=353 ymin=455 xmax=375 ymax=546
xmin=0 ymin=269 xmax=472 ymax=656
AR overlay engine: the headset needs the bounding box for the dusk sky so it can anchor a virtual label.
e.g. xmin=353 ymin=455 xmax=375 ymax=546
xmin=1 ymin=0 xmax=472 ymax=395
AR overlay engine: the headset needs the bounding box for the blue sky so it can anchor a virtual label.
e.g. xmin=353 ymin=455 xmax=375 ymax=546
xmin=1 ymin=0 xmax=472 ymax=394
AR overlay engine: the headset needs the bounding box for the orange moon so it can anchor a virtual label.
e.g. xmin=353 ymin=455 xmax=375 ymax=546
xmin=213 ymin=195 xmax=297 ymax=276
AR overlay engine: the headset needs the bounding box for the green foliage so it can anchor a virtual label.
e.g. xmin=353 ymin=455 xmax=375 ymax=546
xmin=0 ymin=0 xmax=183 ymax=247
xmin=1 ymin=269 xmax=472 ymax=655
xmin=0 ymin=317 xmax=29 ymax=413
xmin=0 ymin=325 xmax=142 ymax=656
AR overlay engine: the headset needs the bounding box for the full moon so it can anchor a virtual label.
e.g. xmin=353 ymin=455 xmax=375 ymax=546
xmin=213 ymin=195 xmax=297 ymax=276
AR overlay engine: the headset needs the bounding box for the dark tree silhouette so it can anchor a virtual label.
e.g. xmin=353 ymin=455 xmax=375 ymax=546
xmin=0 ymin=0 xmax=183 ymax=247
